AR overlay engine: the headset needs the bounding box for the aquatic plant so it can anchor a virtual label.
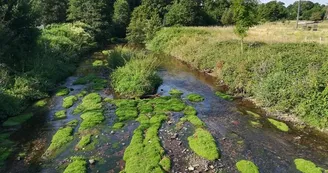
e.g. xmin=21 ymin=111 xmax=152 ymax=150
xmin=180 ymin=106 xmax=204 ymax=128
xmin=294 ymin=158 xmax=323 ymax=173
xmin=45 ymin=126 xmax=75 ymax=157
xmin=74 ymin=93 xmax=102 ymax=114
xmin=2 ymin=113 xmax=33 ymax=127
xmin=159 ymin=156 xmax=171 ymax=172
xmin=187 ymin=128 xmax=219 ymax=161
xmin=55 ymin=110 xmax=67 ymax=119
xmin=62 ymin=96 xmax=78 ymax=109
xmin=76 ymin=135 xmax=92 ymax=149
xmin=215 ymin=91 xmax=234 ymax=101
xmin=236 ymin=160 xmax=259 ymax=173
xmin=246 ymin=111 xmax=261 ymax=119
xmin=76 ymin=90 xmax=88 ymax=98
xmin=56 ymin=87 xmax=70 ymax=96
xmin=33 ymin=99 xmax=48 ymax=108
xmin=268 ymin=118 xmax=289 ymax=132
xmin=63 ymin=156 xmax=87 ymax=173
xmin=138 ymin=101 xmax=153 ymax=114
xmin=187 ymin=93 xmax=204 ymax=102
xmin=249 ymin=121 xmax=262 ymax=128
xmin=169 ymin=89 xmax=183 ymax=98
xmin=92 ymin=60 xmax=105 ymax=67
xmin=112 ymin=122 xmax=125 ymax=130
xmin=79 ymin=110 xmax=105 ymax=131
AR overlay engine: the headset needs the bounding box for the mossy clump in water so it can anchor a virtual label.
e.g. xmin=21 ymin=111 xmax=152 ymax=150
xmin=63 ymin=156 xmax=87 ymax=173
xmin=56 ymin=87 xmax=69 ymax=96
xmin=187 ymin=93 xmax=204 ymax=102
xmin=92 ymin=78 xmax=108 ymax=91
xmin=236 ymin=160 xmax=259 ymax=173
xmin=268 ymin=118 xmax=289 ymax=132
xmin=76 ymin=135 xmax=92 ymax=150
xmin=0 ymin=147 xmax=12 ymax=166
xmin=169 ymin=88 xmax=183 ymax=98
xmin=138 ymin=101 xmax=153 ymax=114
xmin=2 ymin=113 xmax=33 ymax=127
xmin=79 ymin=110 xmax=105 ymax=131
xmin=55 ymin=110 xmax=67 ymax=119
xmin=215 ymin=91 xmax=233 ymax=101
xmin=66 ymin=119 xmax=79 ymax=127
xmin=76 ymin=90 xmax=87 ymax=98
xmin=167 ymin=98 xmax=186 ymax=112
xmin=294 ymin=158 xmax=323 ymax=173
xmin=33 ymin=99 xmax=47 ymax=108
xmin=187 ymin=128 xmax=219 ymax=161
xmin=73 ymin=74 xmax=98 ymax=85
xmin=180 ymin=106 xmax=205 ymax=128
xmin=112 ymin=122 xmax=125 ymax=130
xmin=74 ymin=93 xmax=102 ymax=114
xmin=246 ymin=111 xmax=261 ymax=119
xmin=92 ymin=60 xmax=105 ymax=67
xmin=102 ymin=50 xmax=110 ymax=56
xmin=249 ymin=121 xmax=262 ymax=128
xmin=44 ymin=126 xmax=75 ymax=157
xmin=159 ymin=156 xmax=171 ymax=172
xmin=62 ymin=96 xmax=78 ymax=109
xmin=114 ymin=99 xmax=139 ymax=121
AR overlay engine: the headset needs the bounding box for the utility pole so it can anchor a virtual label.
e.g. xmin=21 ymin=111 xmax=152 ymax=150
xmin=296 ymin=0 xmax=301 ymax=29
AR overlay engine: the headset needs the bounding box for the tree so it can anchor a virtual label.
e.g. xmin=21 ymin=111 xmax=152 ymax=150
xmin=258 ymin=1 xmax=287 ymax=22
xmin=164 ymin=0 xmax=198 ymax=26
xmin=112 ymin=0 xmax=130 ymax=37
xmin=310 ymin=11 xmax=323 ymax=21
xmin=232 ymin=0 xmax=258 ymax=52
xmin=39 ymin=0 xmax=69 ymax=25
xmin=221 ymin=8 xmax=235 ymax=25
xmin=202 ymin=0 xmax=230 ymax=25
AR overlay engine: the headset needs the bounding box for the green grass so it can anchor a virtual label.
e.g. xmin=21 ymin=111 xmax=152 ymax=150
xmin=187 ymin=94 xmax=204 ymax=102
xmin=79 ymin=110 xmax=105 ymax=131
xmin=2 ymin=113 xmax=33 ymax=127
xmin=187 ymin=128 xmax=219 ymax=161
xmin=159 ymin=156 xmax=171 ymax=172
xmin=147 ymin=27 xmax=328 ymax=128
xmin=55 ymin=110 xmax=67 ymax=119
xmin=76 ymin=135 xmax=92 ymax=149
xmin=268 ymin=118 xmax=289 ymax=132
xmin=236 ymin=160 xmax=259 ymax=173
xmin=74 ymin=93 xmax=102 ymax=114
xmin=33 ymin=99 xmax=48 ymax=108
xmin=112 ymin=122 xmax=125 ymax=130
xmin=62 ymin=96 xmax=78 ymax=108
xmin=45 ymin=126 xmax=75 ymax=157
xmin=63 ymin=156 xmax=87 ymax=173
xmin=215 ymin=91 xmax=233 ymax=101
xmin=294 ymin=159 xmax=323 ymax=173
xmin=169 ymin=89 xmax=183 ymax=98
xmin=56 ymin=88 xmax=70 ymax=96
xmin=246 ymin=111 xmax=261 ymax=119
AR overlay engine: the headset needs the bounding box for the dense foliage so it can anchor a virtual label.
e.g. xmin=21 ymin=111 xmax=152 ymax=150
xmin=148 ymin=27 xmax=328 ymax=128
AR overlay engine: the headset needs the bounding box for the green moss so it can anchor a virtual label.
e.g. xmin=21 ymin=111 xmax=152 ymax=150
xmin=92 ymin=60 xmax=105 ymax=67
xmin=66 ymin=119 xmax=79 ymax=127
xmin=2 ymin=113 xmax=33 ymax=127
xmin=92 ymin=78 xmax=107 ymax=91
xmin=138 ymin=101 xmax=153 ymax=114
xmin=63 ymin=156 xmax=87 ymax=173
xmin=115 ymin=107 xmax=138 ymax=121
xmin=0 ymin=147 xmax=12 ymax=166
xmin=187 ymin=93 xmax=204 ymax=102
xmin=56 ymin=87 xmax=69 ymax=96
xmin=215 ymin=91 xmax=233 ymax=101
xmin=113 ymin=122 xmax=125 ymax=130
xmin=236 ymin=160 xmax=259 ymax=173
xmin=62 ymin=96 xmax=78 ymax=108
xmin=113 ymin=99 xmax=138 ymax=107
xmin=185 ymin=115 xmax=205 ymax=128
xmin=76 ymin=90 xmax=87 ymax=98
xmin=55 ymin=110 xmax=67 ymax=119
xmin=167 ymin=98 xmax=186 ymax=112
xmin=159 ymin=156 xmax=171 ymax=172
xmin=74 ymin=93 xmax=102 ymax=114
xmin=102 ymin=50 xmax=110 ymax=55
xmin=33 ymin=99 xmax=47 ymax=108
xmin=104 ymin=97 xmax=113 ymax=103
xmin=183 ymin=106 xmax=197 ymax=116
xmin=169 ymin=88 xmax=183 ymax=98
xmin=79 ymin=110 xmax=105 ymax=131
xmin=294 ymin=158 xmax=323 ymax=173
xmin=268 ymin=118 xmax=289 ymax=132
xmin=187 ymin=128 xmax=219 ymax=161
xmin=76 ymin=135 xmax=92 ymax=149
xmin=249 ymin=121 xmax=262 ymax=128
xmin=246 ymin=111 xmax=261 ymax=119
xmin=45 ymin=126 xmax=75 ymax=157
xmin=73 ymin=74 xmax=98 ymax=85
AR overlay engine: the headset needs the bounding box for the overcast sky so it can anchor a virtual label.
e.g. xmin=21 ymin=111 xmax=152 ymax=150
xmin=260 ymin=0 xmax=327 ymax=6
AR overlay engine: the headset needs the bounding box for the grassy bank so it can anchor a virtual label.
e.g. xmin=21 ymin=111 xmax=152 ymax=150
xmin=147 ymin=26 xmax=328 ymax=129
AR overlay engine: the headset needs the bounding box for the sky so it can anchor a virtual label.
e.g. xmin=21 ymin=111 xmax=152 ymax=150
xmin=260 ymin=0 xmax=327 ymax=6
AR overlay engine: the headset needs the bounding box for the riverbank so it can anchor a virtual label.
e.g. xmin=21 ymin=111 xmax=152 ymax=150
xmin=147 ymin=26 xmax=328 ymax=130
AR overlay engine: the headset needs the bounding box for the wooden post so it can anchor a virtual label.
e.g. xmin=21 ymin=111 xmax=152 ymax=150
xmin=296 ymin=0 xmax=301 ymax=29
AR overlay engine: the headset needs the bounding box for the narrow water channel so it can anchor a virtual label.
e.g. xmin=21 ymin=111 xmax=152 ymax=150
xmin=2 ymin=50 xmax=328 ymax=173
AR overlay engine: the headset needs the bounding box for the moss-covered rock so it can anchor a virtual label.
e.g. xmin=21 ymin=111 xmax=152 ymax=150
xmin=294 ymin=158 xmax=323 ymax=173
xmin=268 ymin=118 xmax=289 ymax=132
xmin=2 ymin=113 xmax=33 ymax=127
xmin=188 ymin=128 xmax=219 ymax=161
xmin=159 ymin=156 xmax=171 ymax=172
xmin=169 ymin=89 xmax=183 ymax=98
xmin=56 ymin=87 xmax=69 ymax=96
xmin=44 ymin=126 xmax=75 ymax=157
xmin=63 ymin=96 xmax=78 ymax=108
xmin=55 ymin=110 xmax=67 ymax=119
xmin=236 ymin=160 xmax=259 ymax=173
xmin=63 ymin=156 xmax=87 ymax=173
xmin=187 ymin=94 xmax=204 ymax=102
xmin=215 ymin=91 xmax=233 ymax=101
xmin=76 ymin=135 xmax=92 ymax=150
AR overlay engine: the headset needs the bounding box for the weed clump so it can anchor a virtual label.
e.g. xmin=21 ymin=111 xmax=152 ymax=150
xmin=268 ymin=118 xmax=289 ymax=132
xmin=79 ymin=110 xmax=105 ymax=131
xmin=66 ymin=119 xmax=79 ymax=127
xmin=63 ymin=156 xmax=87 ymax=173
xmin=74 ymin=93 xmax=102 ymax=114
xmin=2 ymin=113 xmax=33 ymax=127
xmin=249 ymin=121 xmax=262 ymax=128
xmin=113 ymin=99 xmax=139 ymax=121
xmin=294 ymin=158 xmax=323 ymax=173
xmin=76 ymin=90 xmax=87 ymax=98
xmin=236 ymin=160 xmax=259 ymax=173
xmin=188 ymin=128 xmax=219 ymax=161
xmin=169 ymin=89 xmax=183 ymax=98
xmin=215 ymin=91 xmax=233 ymax=101
xmin=138 ymin=101 xmax=153 ymax=114
xmin=246 ymin=111 xmax=261 ymax=119
xmin=63 ymin=96 xmax=78 ymax=108
xmin=56 ymin=88 xmax=69 ymax=96
xmin=112 ymin=122 xmax=125 ymax=130
xmin=180 ymin=106 xmax=204 ymax=128
xmin=187 ymin=94 xmax=204 ymax=102
xmin=159 ymin=156 xmax=171 ymax=172
xmin=55 ymin=110 xmax=67 ymax=119
xmin=76 ymin=135 xmax=92 ymax=150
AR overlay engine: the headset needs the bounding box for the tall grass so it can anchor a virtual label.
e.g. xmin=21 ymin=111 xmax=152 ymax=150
xmin=147 ymin=26 xmax=328 ymax=128
xmin=109 ymin=47 xmax=162 ymax=98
